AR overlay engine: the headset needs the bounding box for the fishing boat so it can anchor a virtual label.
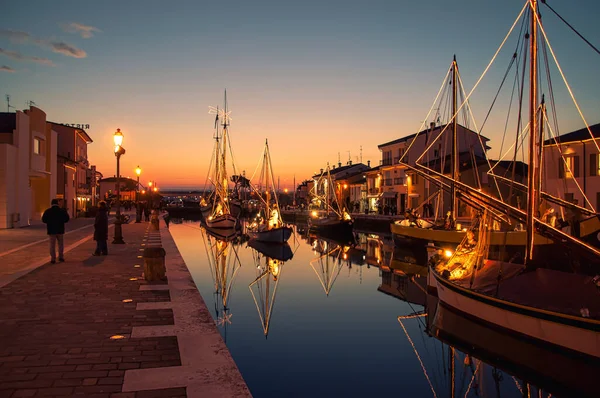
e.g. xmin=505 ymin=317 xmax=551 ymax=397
xmin=204 ymin=91 xmax=239 ymax=235
xmin=248 ymin=241 xmax=293 ymax=337
xmin=308 ymin=164 xmax=353 ymax=237
xmin=431 ymin=0 xmax=600 ymax=359
xmin=246 ymin=139 xmax=293 ymax=243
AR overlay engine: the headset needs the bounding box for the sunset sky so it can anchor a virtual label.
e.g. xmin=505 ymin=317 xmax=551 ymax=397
xmin=2 ymin=0 xmax=600 ymax=189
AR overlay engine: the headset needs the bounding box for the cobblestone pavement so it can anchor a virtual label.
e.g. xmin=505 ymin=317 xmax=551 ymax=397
xmin=0 ymin=221 xmax=187 ymax=397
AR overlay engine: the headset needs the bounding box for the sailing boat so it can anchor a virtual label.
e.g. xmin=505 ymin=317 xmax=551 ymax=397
xmin=247 ymin=139 xmax=293 ymax=243
xmin=431 ymin=0 xmax=600 ymax=359
xmin=308 ymin=164 xmax=353 ymax=237
xmin=390 ymin=57 xmax=555 ymax=259
xmin=205 ymin=91 xmax=239 ymax=235
xmin=248 ymin=241 xmax=293 ymax=337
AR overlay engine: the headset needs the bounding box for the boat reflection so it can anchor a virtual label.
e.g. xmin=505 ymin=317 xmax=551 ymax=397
xmin=393 ymin=277 xmax=599 ymax=397
xmin=248 ymin=241 xmax=293 ymax=337
xmin=200 ymin=228 xmax=243 ymax=341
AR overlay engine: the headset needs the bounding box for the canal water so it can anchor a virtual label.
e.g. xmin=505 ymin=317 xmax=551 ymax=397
xmin=169 ymin=221 xmax=579 ymax=398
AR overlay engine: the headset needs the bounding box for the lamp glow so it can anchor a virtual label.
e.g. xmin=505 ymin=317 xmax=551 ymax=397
xmin=113 ymin=128 xmax=124 ymax=147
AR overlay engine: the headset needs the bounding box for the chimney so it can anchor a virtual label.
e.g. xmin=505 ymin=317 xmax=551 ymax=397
xmin=367 ymin=160 xmax=371 ymax=167
xmin=338 ymin=162 xmax=342 ymax=168
xmin=320 ymin=168 xmax=323 ymax=174
xmin=349 ymin=160 xmax=352 ymax=165
xmin=430 ymin=121 xmax=436 ymax=130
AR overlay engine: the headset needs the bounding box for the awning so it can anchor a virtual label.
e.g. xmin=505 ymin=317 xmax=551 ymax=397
xmin=408 ymin=193 xmax=420 ymax=198
xmin=381 ymin=191 xmax=397 ymax=198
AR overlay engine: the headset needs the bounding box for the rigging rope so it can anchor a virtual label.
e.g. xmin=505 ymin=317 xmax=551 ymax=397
xmin=541 ymin=0 xmax=600 ymax=56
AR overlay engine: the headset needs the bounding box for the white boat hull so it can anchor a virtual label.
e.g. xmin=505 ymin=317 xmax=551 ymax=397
xmin=433 ymin=270 xmax=600 ymax=358
xmin=206 ymin=214 xmax=237 ymax=230
xmin=248 ymin=226 xmax=292 ymax=243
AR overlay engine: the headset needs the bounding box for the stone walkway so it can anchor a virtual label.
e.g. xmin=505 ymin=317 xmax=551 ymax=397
xmin=0 ymin=219 xmax=250 ymax=397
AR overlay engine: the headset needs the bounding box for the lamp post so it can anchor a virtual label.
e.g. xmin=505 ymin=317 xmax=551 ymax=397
xmin=113 ymin=129 xmax=126 ymax=244
xmin=135 ymin=166 xmax=141 ymax=223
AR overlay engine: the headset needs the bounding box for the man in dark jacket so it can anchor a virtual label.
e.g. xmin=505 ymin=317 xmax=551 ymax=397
xmin=93 ymin=201 xmax=109 ymax=256
xmin=42 ymin=199 xmax=70 ymax=263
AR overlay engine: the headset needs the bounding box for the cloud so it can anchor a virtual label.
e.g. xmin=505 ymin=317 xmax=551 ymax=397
xmin=0 ymin=28 xmax=87 ymax=59
xmin=0 ymin=48 xmax=55 ymax=66
xmin=0 ymin=65 xmax=15 ymax=73
xmin=49 ymin=41 xmax=87 ymax=58
xmin=61 ymin=22 xmax=101 ymax=39
xmin=0 ymin=29 xmax=33 ymax=43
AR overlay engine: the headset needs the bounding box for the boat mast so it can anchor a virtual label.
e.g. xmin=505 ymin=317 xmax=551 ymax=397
xmin=221 ymin=90 xmax=230 ymax=211
xmin=264 ymin=139 xmax=270 ymax=217
xmin=526 ymin=0 xmax=539 ymax=262
xmin=451 ymin=55 xmax=458 ymax=224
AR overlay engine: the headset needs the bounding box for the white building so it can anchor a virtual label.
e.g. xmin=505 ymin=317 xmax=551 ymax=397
xmin=543 ymin=123 xmax=600 ymax=210
xmin=0 ymin=107 xmax=57 ymax=228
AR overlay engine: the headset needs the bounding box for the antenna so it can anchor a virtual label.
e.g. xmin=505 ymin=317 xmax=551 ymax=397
xmin=338 ymin=152 xmax=341 ymax=164
xmin=347 ymin=151 xmax=351 ymax=162
xmin=360 ymin=145 xmax=363 ymax=163
xmin=6 ymin=95 xmax=15 ymax=112
xmin=27 ymin=100 xmax=37 ymax=107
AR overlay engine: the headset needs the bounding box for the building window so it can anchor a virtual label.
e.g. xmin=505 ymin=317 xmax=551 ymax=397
xmin=590 ymin=153 xmax=599 ymax=176
xmin=33 ymin=138 xmax=41 ymax=154
xmin=558 ymin=156 xmax=579 ymax=179
xmin=565 ymin=192 xmax=574 ymax=203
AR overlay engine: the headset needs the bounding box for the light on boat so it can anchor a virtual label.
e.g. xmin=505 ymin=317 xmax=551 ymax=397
xmin=444 ymin=250 xmax=453 ymax=258
xmin=456 ymin=223 xmax=462 ymax=230
xmin=311 ymin=211 xmax=318 ymax=217
xmin=343 ymin=253 xmax=348 ymax=260
xmin=462 ymin=228 xmax=467 ymax=232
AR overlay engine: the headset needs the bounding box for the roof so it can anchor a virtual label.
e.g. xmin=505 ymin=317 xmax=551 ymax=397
xmin=378 ymin=123 xmax=490 ymax=149
xmin=311 ymin=163 xmax=369 ymax=179
xmin=542 ymin=123 xmax=600 ymax=145
xmin=0 ymin=113 xmax=16 ymax=134
xmin=49 ymin=122 xmax=93 ymax=143
xmin=98 ymin=177 xmax=138 ymax=183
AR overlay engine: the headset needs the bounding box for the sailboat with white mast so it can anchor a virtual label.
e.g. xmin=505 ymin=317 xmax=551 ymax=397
xmin=247 ymin=139 xmax=293 ymax=243
xmin=204 ymin=91 xmax=239 ymax=235
xmin=431 ymin=0 xmax=600 ymax=359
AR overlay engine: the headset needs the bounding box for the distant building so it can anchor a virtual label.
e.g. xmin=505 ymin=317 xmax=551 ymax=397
xmin=308 ymin=162 xmax=371 ymax=210
xmin=0 ymin=107 xmax=58 ymax=228
xmin=543 ymin=123 xmax=600 ymax=210
xmin=98 ymin=177 xmax=139 ymax=203
xmin=50 ymin=123 xmax=94 ymax=218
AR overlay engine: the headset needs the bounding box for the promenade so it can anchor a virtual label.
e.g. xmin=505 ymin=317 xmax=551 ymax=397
xmin=0 ymin=217 xmax=250 ymax=397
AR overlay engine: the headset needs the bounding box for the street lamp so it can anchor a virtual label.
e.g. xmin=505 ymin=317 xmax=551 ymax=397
xmin=135 ymin=166 xmax=142 ymax=223
xmin=113 ymin=129 xmax=126 ymax=244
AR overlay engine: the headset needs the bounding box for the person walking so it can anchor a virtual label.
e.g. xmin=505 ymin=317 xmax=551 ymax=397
xmin=93 ymin=201 xmax=109 ymax=256
xmin=42 ymin=199 xmax=70 ymax=264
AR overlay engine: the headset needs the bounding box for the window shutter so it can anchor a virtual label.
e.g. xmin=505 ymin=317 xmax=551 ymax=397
xmin=574 ymin=156 xmax=580 ymax=178
xmin=591 ymin=153 xmax=598 ymax=176
xmin=558 ymin=160 xmax=564 ymax=178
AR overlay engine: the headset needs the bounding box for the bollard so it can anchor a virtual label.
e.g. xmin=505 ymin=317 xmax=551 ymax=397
xmin=143 ymin=247 xmax=167 ymax=281
xmin=150 ymin=210 xmax=160 ymax=231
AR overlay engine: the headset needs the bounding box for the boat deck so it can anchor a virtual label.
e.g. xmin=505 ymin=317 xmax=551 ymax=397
xmin=455 ymin=263 xmax=600 ymax=320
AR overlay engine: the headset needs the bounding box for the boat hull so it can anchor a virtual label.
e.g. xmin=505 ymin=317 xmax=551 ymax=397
xmin=247 ymin=226 xmax=292 ymax=243
xmin=309 ymin=218 xmax=353 ymax=237
xmin=206 ymin=214 xmax=237 ymax=230
xmin=432 ymin=268 xmax=600 ymax=359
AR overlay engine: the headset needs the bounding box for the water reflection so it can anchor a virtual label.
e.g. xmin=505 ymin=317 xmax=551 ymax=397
xmin=200 ymin=228 xmax=243 ymax=340
xmin=170 ymin=220 xmax=597 ymax=397
xmin=248 ymin=241 xmax=293 ymax=337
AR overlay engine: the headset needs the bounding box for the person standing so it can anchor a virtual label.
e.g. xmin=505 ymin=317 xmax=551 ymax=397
xmin=93 ymin=201 xmax=109 ymax=256
xmin=42 ymin=199 xmax=70 ymax=264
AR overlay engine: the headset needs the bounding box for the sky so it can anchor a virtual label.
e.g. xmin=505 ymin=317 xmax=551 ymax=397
xmin=2 ymin=0 xmax=600 ymax=189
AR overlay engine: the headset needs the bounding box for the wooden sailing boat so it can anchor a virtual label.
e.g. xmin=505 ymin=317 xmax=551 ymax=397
xmin=205 ymin=91 xmax=238 ymax=234
xmin=308 ymin=164 xmax=353 ymax=237
xmin=248 ymin=241 xmax=292 ymax=337
xmin=247 ymin=139 xmax=293 ymax=243
xmin=431 ymin=0 xmax=600 ymax=359
xmin=390 ymin=57 xmax=555 ymax=258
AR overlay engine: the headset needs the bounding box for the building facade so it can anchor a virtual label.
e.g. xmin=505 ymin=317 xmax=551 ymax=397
xmin=51 ymin=123 xmax=94 ymax=218
xmin=377 ymin=123 xmax=490 ymax=215
xmin=0 ymin=107 xmax=57 ymax=228
xmin=543 ymin=123 xmax=600 ymax=210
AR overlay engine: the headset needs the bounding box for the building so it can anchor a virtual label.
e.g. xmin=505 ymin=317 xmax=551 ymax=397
xmin=543 ymin=123 xmax=600 ymax=210
xmin=0 ymin=107 xmax=57 ymax=228
xmin=307 ymin=162 xmax=371 ymax=210
xmin=98 ymin=177 xmax=139 ymax=203
xmin=377 ymin=123 xmax=490 ymax=215
xmin=51 ymin=123 xmax=94 ymax=218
